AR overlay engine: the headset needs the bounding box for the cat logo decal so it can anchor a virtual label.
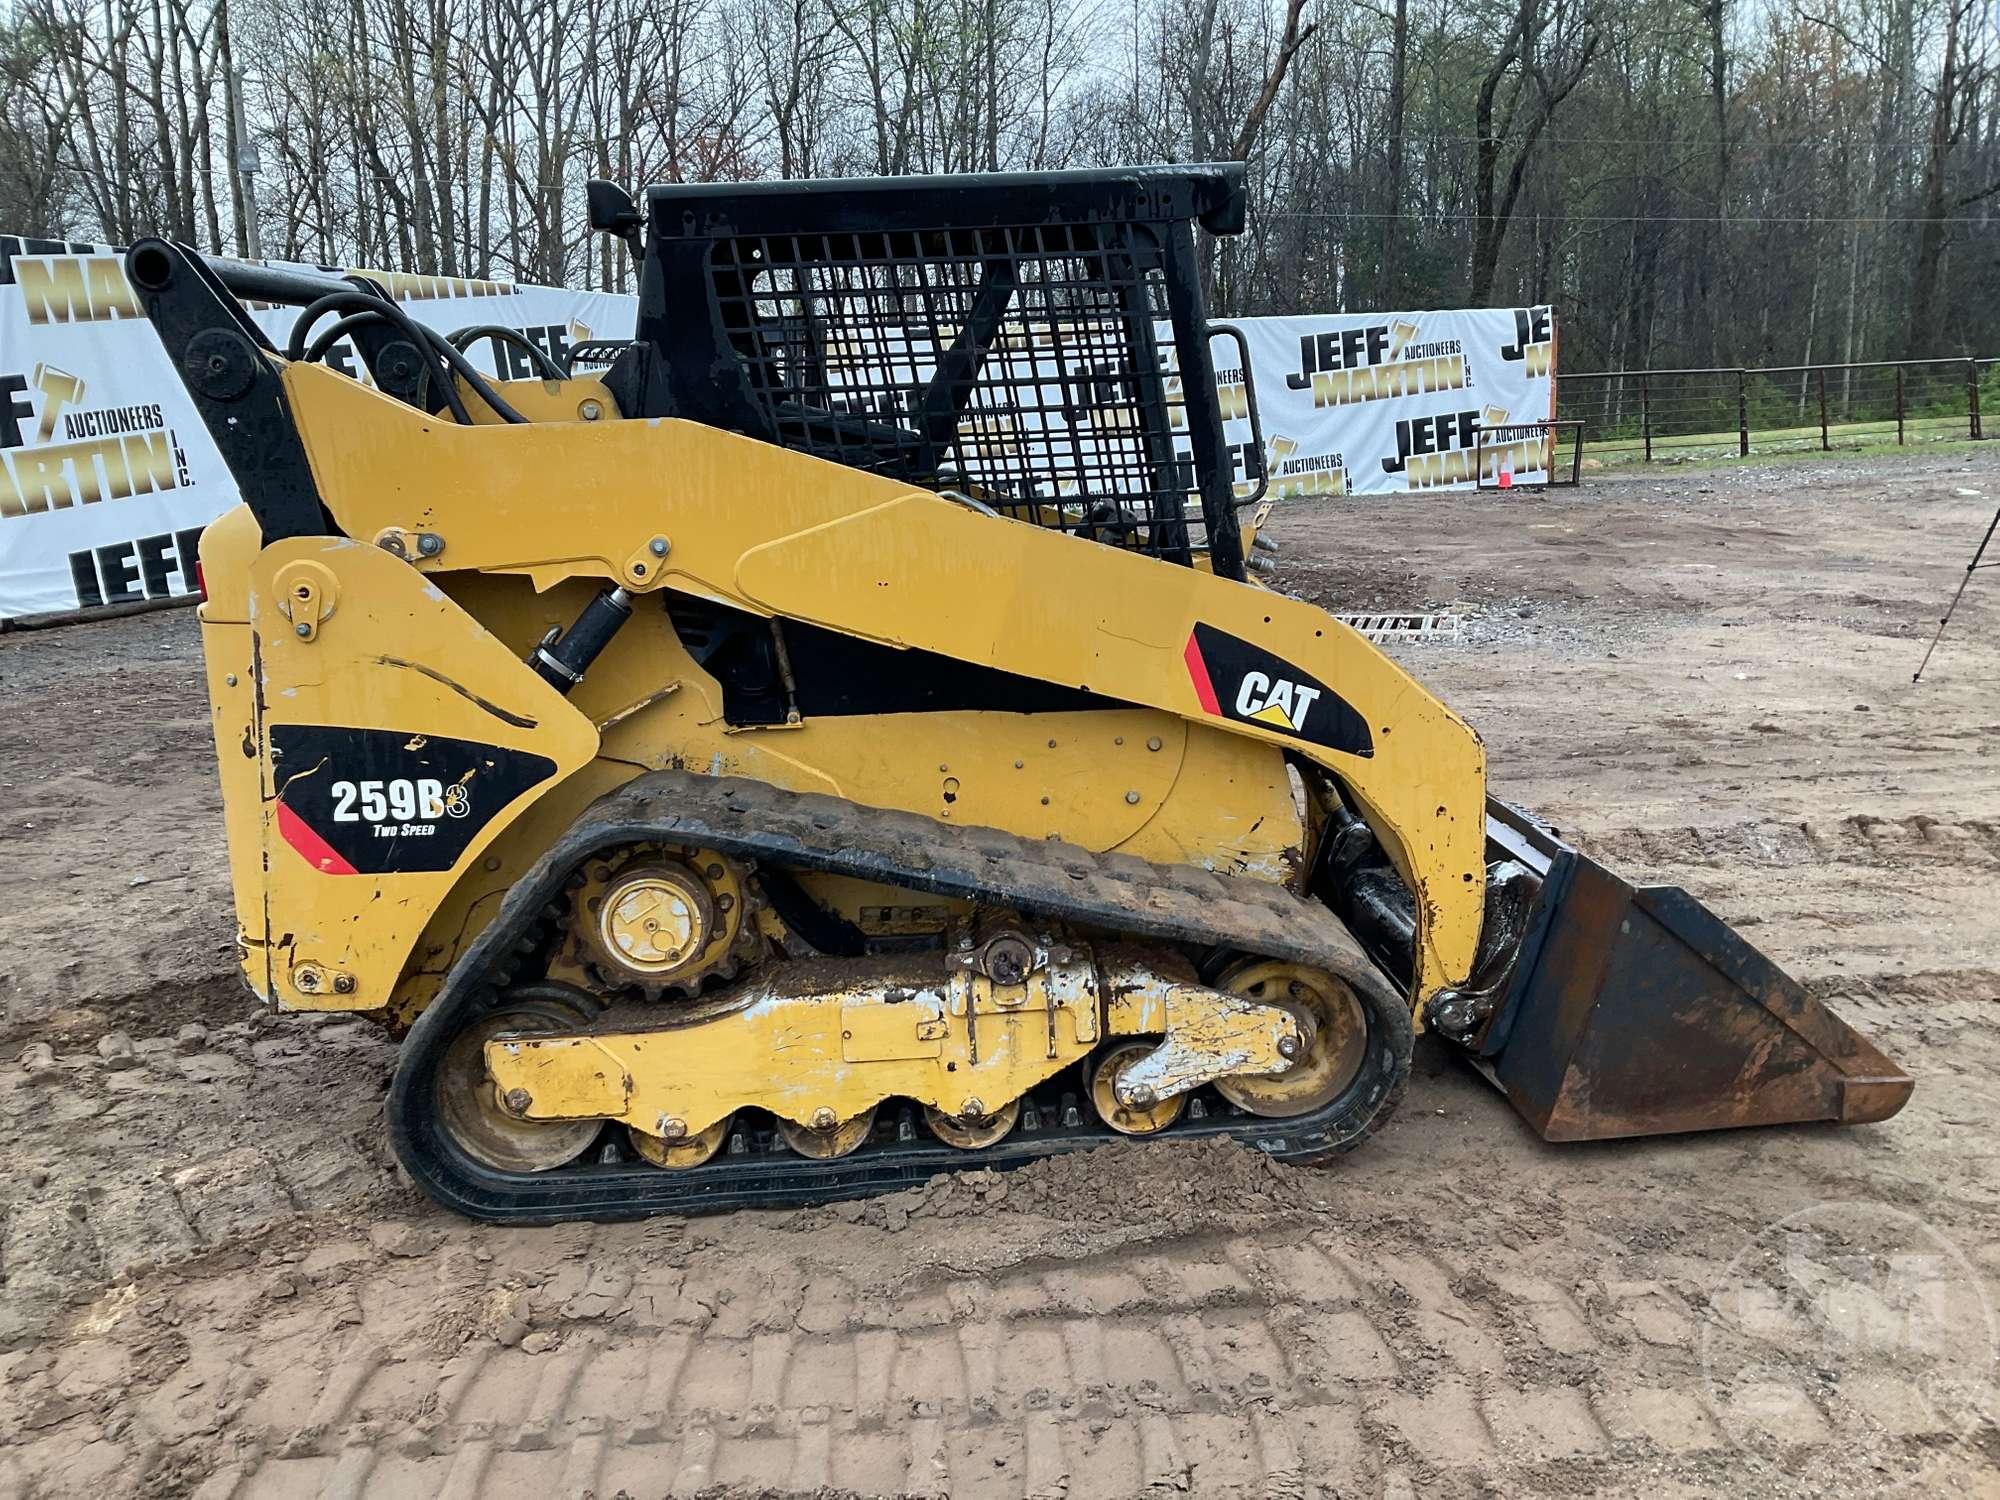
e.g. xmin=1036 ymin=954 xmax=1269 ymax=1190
xmin=1182 ymin=623 xmax=1373 ymax=757
xmin=1233 ymin=672 xmax=1321 ymax=731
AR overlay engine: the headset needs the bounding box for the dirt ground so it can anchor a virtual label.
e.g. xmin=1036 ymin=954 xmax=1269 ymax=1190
xmin=2 ymin=450 xmax=1997 ymax=1499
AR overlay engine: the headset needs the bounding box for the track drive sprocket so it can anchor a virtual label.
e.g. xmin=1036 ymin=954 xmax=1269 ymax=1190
xmin=551 ymin=843 xmax=763 ymax=1000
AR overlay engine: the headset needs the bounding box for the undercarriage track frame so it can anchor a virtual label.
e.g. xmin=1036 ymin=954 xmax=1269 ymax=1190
xmin=388 ymin=770 xmax=1413 ymax=1221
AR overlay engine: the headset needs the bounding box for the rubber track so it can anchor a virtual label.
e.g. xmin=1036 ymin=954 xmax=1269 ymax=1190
xmin=388 ymin=770 xmax=1414 ymax=1222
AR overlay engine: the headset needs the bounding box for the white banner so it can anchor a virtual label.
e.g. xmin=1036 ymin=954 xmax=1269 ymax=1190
xmin=1219 ymin=306 xmax=1556 ymax=499
xmin=0 ymin=236 xmax=1555 ymax=623
xmin=0 ymin=236 xmax=636 ymax=620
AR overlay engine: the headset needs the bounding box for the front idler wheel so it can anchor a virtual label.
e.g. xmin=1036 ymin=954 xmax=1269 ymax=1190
xmin=1212 ymin=960 xmax=1370 ymax=1118
xmin=436 ymin=984 xmax=603 ymax=1173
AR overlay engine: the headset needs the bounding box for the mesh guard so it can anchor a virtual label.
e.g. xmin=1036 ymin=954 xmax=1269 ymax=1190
xmin=616 ymin=167 xmax=1249 ymax=575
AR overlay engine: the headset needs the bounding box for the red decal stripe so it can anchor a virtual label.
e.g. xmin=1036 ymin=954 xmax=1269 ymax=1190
xmin=1184 ymin=630 xmax=1221 ymax=716
xmin=277 ymin=801 xmax=358 ymax=876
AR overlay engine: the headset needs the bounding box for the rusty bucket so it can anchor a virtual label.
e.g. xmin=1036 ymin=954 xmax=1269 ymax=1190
xmin=1466 ymin=803 xmax=1913 ymax=1141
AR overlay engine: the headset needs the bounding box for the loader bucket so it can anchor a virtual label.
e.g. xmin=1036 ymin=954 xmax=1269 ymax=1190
xmin=1468 ymin=803 xmax=1912 ymax=1141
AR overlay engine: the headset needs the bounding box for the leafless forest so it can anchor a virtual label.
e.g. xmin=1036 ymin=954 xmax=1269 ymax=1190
xmin=0 ymin=0 xmax=1995 ymax=369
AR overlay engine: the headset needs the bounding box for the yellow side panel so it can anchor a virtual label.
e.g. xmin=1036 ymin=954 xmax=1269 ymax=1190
xmin=198 ymin=618 xmax=267 ymax=960
xmin=276 ymin=368 xmax=1483 ymax=999
xmin=461 ymin=375 xmax=618 ymax=425
xmin=1126 ymin=723 xmax=1304 ymax=882
xmin=245 ymin=538 xmax=598 ymax=1009
xmin=442 ymin=571 xmax=1303 ymax=871
xmin=730 ymin=496 xmax=1485 ymax=995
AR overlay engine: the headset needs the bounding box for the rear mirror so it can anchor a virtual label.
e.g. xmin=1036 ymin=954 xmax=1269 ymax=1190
xmin=587 ymin=180 xmax=643 ymax=244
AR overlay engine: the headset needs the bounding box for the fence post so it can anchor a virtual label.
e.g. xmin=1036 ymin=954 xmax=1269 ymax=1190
xmin=1895 ymin=366 xmax=1905 ymax=445
xmin=1641 ymin=372 xmax=1651 ymax=462
xmin=1971 ymin=360 xmax=1982 ymax=441
xmin=1818 ymin=369 xmax=1829 ymax=451
xmin=1737 ymin=369 xmax=1749 ymax=457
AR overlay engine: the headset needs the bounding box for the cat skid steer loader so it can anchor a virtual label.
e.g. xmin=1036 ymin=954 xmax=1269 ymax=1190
xmin=127 ymin=165 xmax=1910 ymax=1221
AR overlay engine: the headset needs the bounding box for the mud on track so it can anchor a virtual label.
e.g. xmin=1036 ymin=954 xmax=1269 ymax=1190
xmin=2 ymin=451 xmax=1997 ymax=1497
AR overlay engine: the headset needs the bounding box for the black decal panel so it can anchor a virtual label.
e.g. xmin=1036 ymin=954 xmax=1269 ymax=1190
xmin=1184 ymin=623 xmax=1372 ymax=756
xmin=269 ymin=725 xmax=557 ymax=875
xmin=666 ymin=593 xmax=1118 ymax=723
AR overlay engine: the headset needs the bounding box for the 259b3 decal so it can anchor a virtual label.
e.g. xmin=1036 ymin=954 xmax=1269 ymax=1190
xmin=269 ymin=725 xmax=556 ymax=875
xmin=329 ymin=776 xmax=472 ymax=835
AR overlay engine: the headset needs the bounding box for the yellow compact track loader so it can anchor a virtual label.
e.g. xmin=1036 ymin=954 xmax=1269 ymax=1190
xmin=129 ymin=165 xmax=1910 ymax=1220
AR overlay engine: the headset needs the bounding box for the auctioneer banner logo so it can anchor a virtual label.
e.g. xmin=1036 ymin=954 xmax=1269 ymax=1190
xmin=1229 ymin=306 xmax=1556 ymax=496
xmin=0 ymin=234 xmax=638 ymax=621
xmin=1284 ymin=317 xmax=1468 ymax=407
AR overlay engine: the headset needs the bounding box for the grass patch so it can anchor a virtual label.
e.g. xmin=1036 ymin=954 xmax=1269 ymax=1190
xmin=1574 ymin=421 xmax=1989 ymax=473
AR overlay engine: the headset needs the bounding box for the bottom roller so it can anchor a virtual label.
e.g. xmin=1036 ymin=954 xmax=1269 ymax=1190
xmin=1346 ymin=800 xmax=1914 ymax=1141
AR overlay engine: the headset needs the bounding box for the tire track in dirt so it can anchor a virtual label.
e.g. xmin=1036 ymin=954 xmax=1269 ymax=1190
xmin=7 ymin=1202 xmax=1979 ymax=1500
xmin=1573 ymin=815 xmax=2000 ymax=871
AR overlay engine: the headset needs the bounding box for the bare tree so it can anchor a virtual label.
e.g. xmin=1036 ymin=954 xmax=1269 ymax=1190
xmin=1468 ymin=0 xmax=1601 ymax=305
xmin=0 ymin=0 xmax=1994 ymax=371
xmin=1904 ymin=0 xmax=1992 ymax=354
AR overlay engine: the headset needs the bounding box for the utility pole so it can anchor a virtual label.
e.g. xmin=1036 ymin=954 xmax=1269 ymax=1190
xmin=230 ymin=66 xmax=263 ymax=260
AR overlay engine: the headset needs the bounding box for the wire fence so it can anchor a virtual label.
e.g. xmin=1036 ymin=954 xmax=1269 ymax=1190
xmin=1560 ymin=357 xmax=1995 ymax=463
